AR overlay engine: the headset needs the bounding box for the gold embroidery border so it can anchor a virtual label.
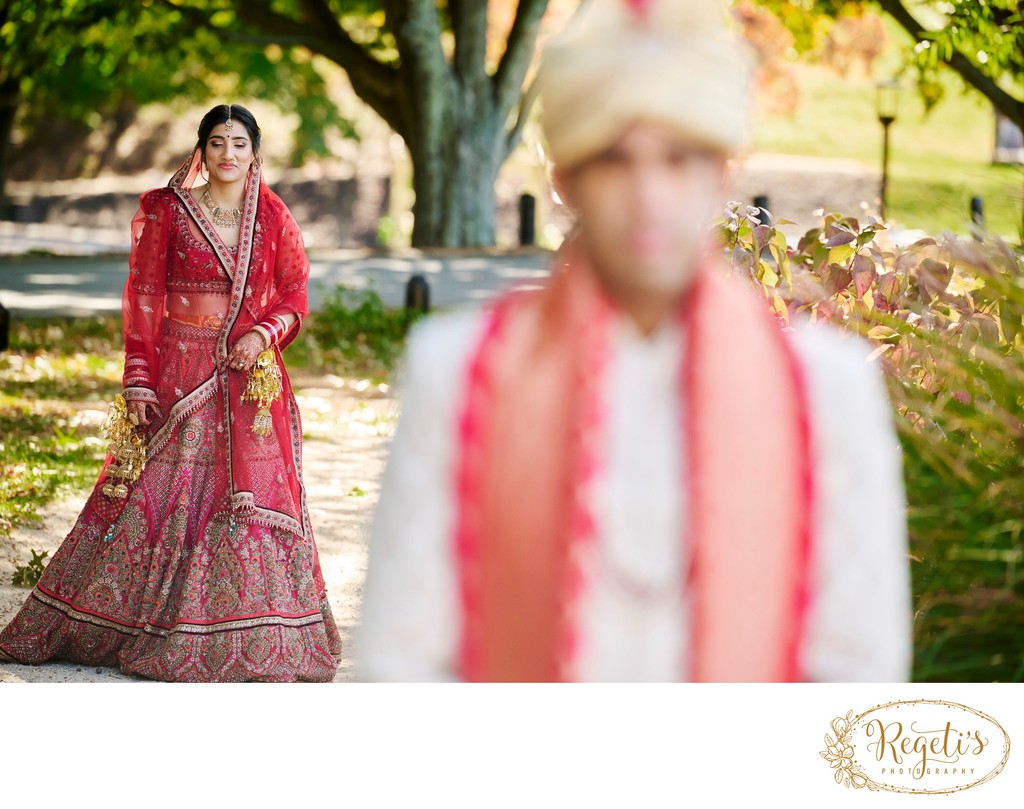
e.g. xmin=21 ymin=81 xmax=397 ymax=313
xmin=142 ymin=612 xmax=324 ymax=638
xmin=33 ymin=588 xmax=324 ymax=640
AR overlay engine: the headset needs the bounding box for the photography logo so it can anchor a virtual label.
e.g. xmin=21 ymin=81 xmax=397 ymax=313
xmin=820 ymin=699 xmax=1010 ymax=794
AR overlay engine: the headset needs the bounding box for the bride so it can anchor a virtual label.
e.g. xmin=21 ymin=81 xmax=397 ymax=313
xmin=0 ymin=104 xmax=342 ymax=682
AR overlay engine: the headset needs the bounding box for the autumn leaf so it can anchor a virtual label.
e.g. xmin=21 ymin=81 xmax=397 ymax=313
xmin=852 ymin=253 xmax=877 ymax=298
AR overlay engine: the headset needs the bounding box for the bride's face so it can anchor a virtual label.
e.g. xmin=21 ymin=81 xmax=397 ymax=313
xmin=203 ymin=123 xmax=255 ymax=186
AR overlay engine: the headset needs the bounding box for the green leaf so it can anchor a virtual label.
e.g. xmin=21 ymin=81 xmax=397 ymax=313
xmin=867 ymin=325 xmax=901 ymax=344
xmin=828 ymin=243 xmax=856 ymax=265
xmin=758 ymin=260 xmax=779 ymax=288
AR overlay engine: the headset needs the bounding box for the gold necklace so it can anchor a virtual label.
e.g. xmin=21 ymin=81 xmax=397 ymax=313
xmin=200 ymin=187 xmax=242 ymax=228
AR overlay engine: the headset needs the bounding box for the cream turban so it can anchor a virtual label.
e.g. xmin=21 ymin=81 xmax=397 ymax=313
xmin=537 ymin=0 xmax=756 ymax=167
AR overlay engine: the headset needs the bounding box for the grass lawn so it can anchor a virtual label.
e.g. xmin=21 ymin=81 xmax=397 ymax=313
xmin=752 ymin=27 xmax=1022 ymax=240
xmin=0 ymin=302 xmax=403 ymax=540
xmin=0 ymin=318 xmax=123 ymax=537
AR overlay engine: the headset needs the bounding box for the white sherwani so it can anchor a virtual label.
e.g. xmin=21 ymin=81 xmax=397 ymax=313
xmin=354 ymin=307 xmax=913 ymax=682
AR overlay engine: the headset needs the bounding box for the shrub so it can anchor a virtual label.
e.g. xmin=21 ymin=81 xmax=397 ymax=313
xmin=289 ymin=284 xmax=423 ymax=380
xmin=717 ymin=203 xmax=1024 ymax=681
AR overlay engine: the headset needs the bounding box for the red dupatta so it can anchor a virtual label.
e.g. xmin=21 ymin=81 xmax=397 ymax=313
xmin=119 ymin=148 xmax=316 ymax=541
xmin=453 ymin=241 xmax=816 ymax=682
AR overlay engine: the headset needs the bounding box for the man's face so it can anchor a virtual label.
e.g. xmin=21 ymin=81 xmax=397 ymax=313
xmin=556 ymin=121 xmax=729 ymax=306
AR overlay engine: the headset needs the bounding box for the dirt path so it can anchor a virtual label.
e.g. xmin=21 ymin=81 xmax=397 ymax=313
xmin=0 ymin=376 xmax=397 ymax=683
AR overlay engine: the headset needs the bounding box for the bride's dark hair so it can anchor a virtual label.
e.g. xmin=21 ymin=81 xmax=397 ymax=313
xmin=196 ymin=104 xmax=262 ymax=152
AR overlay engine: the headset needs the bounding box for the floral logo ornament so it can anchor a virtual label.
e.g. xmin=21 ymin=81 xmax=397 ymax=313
xmin=820 ymin=711 xmax=877 ymax=790
xmin=820 ymin=701 xmax=1009 ymax=794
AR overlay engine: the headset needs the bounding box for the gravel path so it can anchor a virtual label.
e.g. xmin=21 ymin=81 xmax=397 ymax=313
xmin=0 ymin=375 xmax=396 ymax=683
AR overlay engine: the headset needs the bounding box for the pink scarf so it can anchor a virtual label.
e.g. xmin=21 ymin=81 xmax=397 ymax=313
xmin=453 ymin=242 xmax=815 ymax=681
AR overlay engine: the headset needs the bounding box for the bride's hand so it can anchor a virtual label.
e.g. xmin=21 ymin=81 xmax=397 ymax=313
xmin=127 ymin=400 xmax=163 ymax=428
xmin=219 ymin=331 xmax=267 ymax=374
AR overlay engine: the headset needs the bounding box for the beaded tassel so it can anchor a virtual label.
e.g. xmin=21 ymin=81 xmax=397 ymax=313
xmin=100 ymin=393 xmax=147 ymax=498
xmin=241 ymin=349 xmax=283 ymax=436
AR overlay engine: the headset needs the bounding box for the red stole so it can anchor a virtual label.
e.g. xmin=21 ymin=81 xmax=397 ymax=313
xmin=452 ymin=244 xmax=815 ymax=681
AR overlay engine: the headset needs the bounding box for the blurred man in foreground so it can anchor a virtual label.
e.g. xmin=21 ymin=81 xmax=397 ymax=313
xmin=355 ymin=0 xmax=912 ymax=682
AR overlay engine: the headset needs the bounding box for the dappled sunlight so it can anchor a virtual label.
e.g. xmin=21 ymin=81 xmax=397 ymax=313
xmin=295 ymin=383 xmax=398 ymax=442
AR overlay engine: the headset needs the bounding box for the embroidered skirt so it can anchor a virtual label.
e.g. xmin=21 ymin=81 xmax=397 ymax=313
xmin=0 ymin=320 xmax=342 ymax=682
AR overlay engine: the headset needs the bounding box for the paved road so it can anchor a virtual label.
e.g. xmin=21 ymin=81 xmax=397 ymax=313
xmin=0 ymin=248 xmax=553 ymax=317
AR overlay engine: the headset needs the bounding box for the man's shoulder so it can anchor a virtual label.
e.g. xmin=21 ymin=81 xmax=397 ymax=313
xmin=783 ymin=314 xmax=893 ymax=422
xmin=785 ymin=313 xmax=877 ymax=372
xmin=399 ymin=307 xmax=491 ymax=389
xmin=406 ymin=307 xmax=490 ymax=356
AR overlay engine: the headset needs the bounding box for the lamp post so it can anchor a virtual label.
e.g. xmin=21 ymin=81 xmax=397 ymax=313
xmin=876 ymin=80 xmax=900 ymax=222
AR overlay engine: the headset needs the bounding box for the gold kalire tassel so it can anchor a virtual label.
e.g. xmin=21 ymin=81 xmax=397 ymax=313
xmin=101 ymin=393 xmax=148 ymax=499
xmin=241 ymin=349 xmax=283 ymax=436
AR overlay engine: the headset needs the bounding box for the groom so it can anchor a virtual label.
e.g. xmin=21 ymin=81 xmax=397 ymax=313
xmin=355 ymin=0 xmax=912 ymax=682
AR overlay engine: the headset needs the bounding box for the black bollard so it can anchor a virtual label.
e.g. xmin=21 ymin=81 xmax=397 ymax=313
xmin=970 ymin=196 xmax=984 ymax=231
xmin=0 ymin=301 xmax=8 ymax=352
xmin=753 ymin=194 xmax=770 ymax=223
xmin=405 ymin=274 xmax=430 ymax=316
xmin=519 ymin=193 xmax=536 ymax=247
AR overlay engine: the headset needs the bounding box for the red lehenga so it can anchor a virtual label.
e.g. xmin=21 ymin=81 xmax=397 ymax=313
xmin=0 ymin=151 xmax=343 ymax=682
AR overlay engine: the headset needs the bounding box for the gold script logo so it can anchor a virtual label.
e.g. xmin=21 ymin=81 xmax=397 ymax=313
xmin=820 ymin=700 xmax=1010 ymax=794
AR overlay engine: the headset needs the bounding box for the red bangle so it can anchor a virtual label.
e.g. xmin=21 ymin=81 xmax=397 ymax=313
xmin=254 ymin=319 xmax=282 ymax=347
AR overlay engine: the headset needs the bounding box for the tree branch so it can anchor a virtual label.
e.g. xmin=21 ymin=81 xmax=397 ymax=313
xmin=234 ymin=0 xmax=405 ymax=134
xmin=382 ymin=0 xmax=451 ymax=80
xmin=504 ymin=75 xmax=538 ymax=159
xmin=381 ymin=0 xmax=453 ymax=147
xmin=296 ymin=0 xmax=350 ymax=43
xmin=450 ymin=0 xmax=488 ymax=88
xmin=877 ymin=0 xmax=1024 ymax=126
xmin=492 ymin=0 xmax=548 ymax=115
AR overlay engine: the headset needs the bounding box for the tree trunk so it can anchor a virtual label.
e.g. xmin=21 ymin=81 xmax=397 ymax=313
xmin=0 ymin=77 xmax=20 ymax=212
xmin=93 ymin=99 xmax=138 ymax=177
xmin=239 ymin=0 xmax=549 ymax=247
xmin=407 ymin=88 xmax=504 ymax=248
